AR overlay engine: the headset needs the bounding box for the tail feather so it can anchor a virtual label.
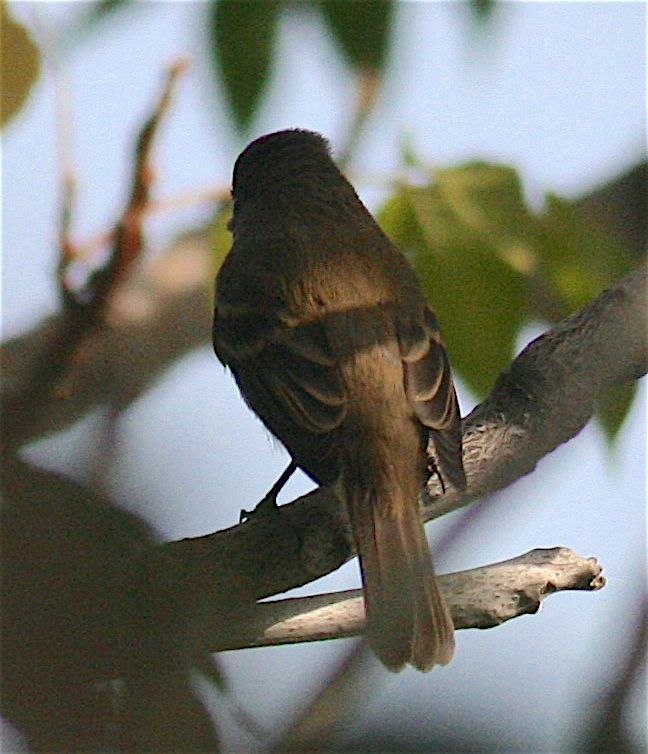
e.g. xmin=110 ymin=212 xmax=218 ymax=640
xmin=350 ymin=485 xmax=455 ymax=672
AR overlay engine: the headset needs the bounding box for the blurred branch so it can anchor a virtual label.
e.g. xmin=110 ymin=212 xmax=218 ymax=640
xmin=2 ymin=60 xmax=187 ymax=451
xmin=336 ymin=68 xmax=381 ymax=170
xmin=210 ymin=548 xmax=605 ymax=653
xmin=1 ymin=229 xmax=213 ymax=444
xmin=57 ymin=58 xmax=188 ymax=310
xmin=578 ymin=597 xmax=648 ymax=754
xmin=52 ymin=50 xmax=76 ymax=268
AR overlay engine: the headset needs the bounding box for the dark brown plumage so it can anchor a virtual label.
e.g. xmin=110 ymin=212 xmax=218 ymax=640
xmin=213 ymin=129 xmax=465 ymax=671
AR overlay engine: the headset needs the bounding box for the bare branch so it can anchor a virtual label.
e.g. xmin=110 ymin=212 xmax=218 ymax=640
xmin=59 ymin=58 xmax=188 ymax=312
xmin=2 ymin=61 xmax=189 ymax=451
xmin=209 ymin=548 xmax=605 ymax=653
xmin=1 ymin=232 xmax=213 ymax=443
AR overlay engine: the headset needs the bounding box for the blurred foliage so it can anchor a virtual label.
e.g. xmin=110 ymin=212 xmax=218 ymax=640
xmin=596 ymin=380 xmax=638 ymax=441
xmin=320 ymin=0 xmax=393 ymax=70
xmin=378 ymin=161 xmax=639 ymax=438
xmin=1 ymin=458 xmax=222 ymax=752
xmin=9 ymin=0 xmax=497 ymax=134
xmin=470 ymin=0 xmax=496 ymax=22
xmin=209 ymin=0 xmax=394 ymax=130
xmin=81 ymin=0 xmax=133 ymax=24
xmin=539 ymin=193 xmax=637 ymax=316
xmin=209 ymin=0 xmax=282 ymax=131
xmin=1 ymin=2 xmax=41 ymax=128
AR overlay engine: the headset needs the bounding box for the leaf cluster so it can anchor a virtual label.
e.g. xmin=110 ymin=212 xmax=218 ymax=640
xmin=210 ymin=0 xmax=394 ymax=130
xmin=378 ymin=161 xmax=638 ymax=437
xmin=205 ymin=0 xmax=495 ymax=130
xmin=3 ymin=0 xmax=490 ymax=135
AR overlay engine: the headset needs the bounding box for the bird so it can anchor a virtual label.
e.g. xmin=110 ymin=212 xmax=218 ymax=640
xmin=213 ymin=129 xmax=465 ymax=671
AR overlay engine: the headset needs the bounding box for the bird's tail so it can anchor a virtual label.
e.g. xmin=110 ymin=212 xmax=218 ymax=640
xmin=346 ymin=478 xmax=455 ymax=672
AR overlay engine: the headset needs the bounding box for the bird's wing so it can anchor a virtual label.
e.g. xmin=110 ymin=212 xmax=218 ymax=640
xmin=214 ymin=309 xmax=347 ymax=436
xmin=397 ymin=306 xmax=466 ymax=489
xmin=397 ymin=307 xmax=457 ymax=428
xmin=261 ymin=320 xmax=347 ymax=434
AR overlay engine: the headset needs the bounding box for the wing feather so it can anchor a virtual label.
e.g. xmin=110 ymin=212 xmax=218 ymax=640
xmin=397 ymin=307 xmax=466 ymax=490
xmin=216 ymin=313 xmax=347 ymax=436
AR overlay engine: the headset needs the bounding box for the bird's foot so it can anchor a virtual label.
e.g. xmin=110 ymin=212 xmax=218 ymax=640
xmin=427 ymin=457 xmax=446 ymax=494
xmin=239 ymin=492 xmax=280 ymax=523
xmin=239 ymin=461 xmax=297 ymax=523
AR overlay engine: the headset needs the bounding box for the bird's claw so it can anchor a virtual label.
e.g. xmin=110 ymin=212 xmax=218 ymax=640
xmin=427 ymin=457 xmax=446 ymax=494
xmin=239 ymin=493 xmax=280 ymax=523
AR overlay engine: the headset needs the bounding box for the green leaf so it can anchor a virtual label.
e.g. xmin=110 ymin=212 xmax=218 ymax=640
xmin=319 ymin=0 xmax=393 ymax=71
xmin=535 ymin=195 xmax=639 ymax=439
xmin=537 ymin=194 xmax=635 ymax=314
xmin=431 ymin=162 xmax=540 ymax=273
xmin=209 ymin=0 xmax=281 ymax=130
xmin=378 ymin=160 xmax=640 ymax=435
xmin=379 ymin=177 xmax=527 ymax=399
xmin=376 ymin=187 xmax=425 ymax=252
xmin=408 ymin=166 xmax=533 ymax=398
xmin=597 ymin=381 xmax=638 ymax=442
xmin=1 ymin=3 xmax=41 ymax=128
xmin=413 ymin=228 xmax=526 ymax=400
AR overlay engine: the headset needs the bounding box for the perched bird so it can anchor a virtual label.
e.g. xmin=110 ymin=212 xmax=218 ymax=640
xmin=213 ymin=129 xmax=465 ymax=671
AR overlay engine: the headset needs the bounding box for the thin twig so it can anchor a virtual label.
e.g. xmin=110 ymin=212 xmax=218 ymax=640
xmin=337 ymin=68 xmax=381 ymax=170
xmin=53 ymin=57 xmax=77 ymax=276
xmin=63 ymin=58 xmax=189 ymax=315
xmin=2 ymin=60 xmax=188 ymax=452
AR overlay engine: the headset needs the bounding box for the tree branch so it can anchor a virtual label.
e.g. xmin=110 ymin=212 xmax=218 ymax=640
xmin=1 ymin=229 xmax=213 ymax=446
xmin=208 ymin=548 xmax=605 ymax=653
xmin=161 ymin=263 xmax=646 ymax=608
xmin=423 ymin=259 xmax=648 ymax=515
xmin=3 ymin=247 xmax=644 ymax=655
xmin=2 ymin=60 xmax=188 ymax=451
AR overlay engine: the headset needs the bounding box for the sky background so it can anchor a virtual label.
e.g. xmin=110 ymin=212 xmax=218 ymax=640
xmin=2 ymin=1 xmax=646 ymax=751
